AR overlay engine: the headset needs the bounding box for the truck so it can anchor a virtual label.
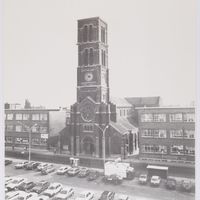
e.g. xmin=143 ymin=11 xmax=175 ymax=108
xmin=104 ymin=161 xmax=135 ymax=181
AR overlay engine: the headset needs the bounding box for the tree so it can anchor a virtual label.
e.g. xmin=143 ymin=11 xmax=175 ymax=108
xmin=24 ymin=99 xmax=31 ymax=109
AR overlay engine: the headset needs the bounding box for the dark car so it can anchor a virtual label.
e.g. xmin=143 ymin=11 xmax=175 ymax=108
xmin=181 ymin=180 xmax=193 ymax=192
xmin=102 ymin=175 xmax=123 ymax=185
xmin=138 ymin=174 xmax=148 ymax=185
xmin=30 ymin=180 xmax=50 ymax=194
xmin=41 ymin=166 xmax=55 ymax=175
xmin=25 ymin=162 xmax=41 ymax=170
xmin=78 ymin=168 xmax=90 ymax=178
xmin=17 ymin=181 xmax=36 ymax=191
xmin=99 ymin=191 xmax=115 ymax=200
xmin=5 ymin=159 xmax=12 ymax=166
xmin=165 ymin=178 xmax=177 ymax=190
xmin=87 ymin=171 xmax=99 ymax=181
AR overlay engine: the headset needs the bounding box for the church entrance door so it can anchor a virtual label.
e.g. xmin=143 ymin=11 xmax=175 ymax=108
xmin=83 ymin=136 xmax=95 ymax=156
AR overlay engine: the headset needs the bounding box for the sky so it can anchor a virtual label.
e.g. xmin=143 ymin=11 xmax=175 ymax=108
xmin=3 ymin=0 xmax=196 ymax=108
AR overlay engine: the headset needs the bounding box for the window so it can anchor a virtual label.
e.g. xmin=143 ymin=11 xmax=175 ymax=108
xmin=23 ymin=114 xmax=29 ymax=120
xmin=83 ymin=25 xmax=88 ymax=42
xmin=40 ymin=138 xmax=47 ymax=145
xmin=169 ymin=113 xmax=182 ymax=122
xmin=40 ymin=114 xmax=48 ymax=121
xmin=31 ymin=126 xmax=39 ymax=133
xmin=32 ymin=138 xmax=40 ymax=145
xmin=171 ymin=145 xmax=184 ymax=155
xmin=5 ymin=137 xmax=12 ymax=143
xmin=141 ymin=129 xmax=154 ymax=137
xmin=89 ymin=48 xmax=94 ymax=65
xmin=153 ymin=114 xmax=166 ymax=122
xmin=83 ymin=124 xmax=93 ymax=132
xmin=101 ymin=27 xmax=105 ymax=43
xmin=184 ymin=130 xmax=195 ymax=139
xmin=170 ymin=130 xmax=183 ymax=138
xmin=32 ymin=114 xmax=39 ymax=120
xmin=142 ymin=144 xmax=167 ymax=154
xmin=89 ymin=25 xmax=93 ymax=41
xmin=183 ymin=113 xmax=195 ymax=122
xmin=84 ymin=49 xmax=89 ymax=66
xmin=185 ymin=146 xmax=195 ymax=156
xmin=15 ymin=137 xmax=29 ymax=144
xmin=40 ymin=127 xmax=47 ymax=133
xmin=16 ymin=114 xmax=22 ymax=120
xmin=6 ymin=125 xmax=13 ymax=132
xmin=141 ymin=129 xmax=167 ymax=138
xmin=141 ymin=114 xmax=153 ymax=122
xmin=154 ymin=130 xmax=167 ymax=138
xmin=7 ymin=114 xmax=13 ymax=120
xmin=15 ymin=125 xmax=22 ymax=132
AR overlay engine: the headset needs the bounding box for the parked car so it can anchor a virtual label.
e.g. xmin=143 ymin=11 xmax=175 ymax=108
xmin=181 ymin=180 xmax=193 ymax=192
xmin=67 ymin=167 xmax=80 ymax=176
xmin=17 ymin=181 xmax=36 ymax=191
xmin=117 ymin=194 xmax=129 ymax=200
xmin=37 ymin=163 xmax=49 ymax=171
xmin=25 ymin=161 xmax=41 ymax=170
xmin=5 ymin=191 xmax=21 ymax=200
xmin=5 ymin=177 xmax=17 ymax=186
xmin=56 ymin=166 xmax=71 ymax=175
xmin=76 ymin=191 xmax=94 ymax=200
xmin=34 ymin=195 xmax=50 ymax=200
xmin=14 ymin=161 xmax=29 ymax=169
xmin=41 ymin=166 xmax=55 ymax=175
xmin=150 ymin=176 xmax=161 ymax=187
xmin=165 ymin=178 xmax=177 ymax=190
xmin=42 ymin=182 xmax=63 ymax=197
xmin=99 ymin=191 xmax=115 ymax=200
xmin=5 ymin=159 xmax=13 ymax=166
xmin=87 ymin=171 xmax=99 ymax=181
xmin=11 ymin=191 xmax=38 ymax=200
xmin=52 ymin=186 xmax=74 ymax=200
xmin=78 ymin=168 xmax=90 ymax=178
xmin=138 ymin=174 xmax=148 ymax=185
xmin=102 ymin=175 xmax=123 ymax=185
xmin=6 ymin=177 xmax=27 ymax=191
xmin=31 ymin=180 xmax=50 ymax=194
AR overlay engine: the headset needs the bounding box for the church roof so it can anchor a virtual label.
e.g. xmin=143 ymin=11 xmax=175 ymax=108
xmin=110 ymin=118 xmax=138 ymax=135
xmin=125 ymin=96 xmax=160 ymax=107
xmin=110 ymin=97 xmax=132 ymax=108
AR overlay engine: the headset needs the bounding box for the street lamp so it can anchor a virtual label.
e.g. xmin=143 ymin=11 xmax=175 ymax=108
xmin=18 ymin=122 xmax=38 ymax=162
xmin=95 ymin=124 xmax=109 ymax=172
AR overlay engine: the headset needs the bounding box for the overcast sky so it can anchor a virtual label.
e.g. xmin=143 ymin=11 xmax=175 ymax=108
xmin=3 ymin=0 xmax=196 ymax=108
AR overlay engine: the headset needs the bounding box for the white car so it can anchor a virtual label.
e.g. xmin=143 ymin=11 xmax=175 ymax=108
xmin=56 ymin=166 xmax=71 ymax=175
xmin=35 ymin=195 xmax=50 ymax=200
xmin=5 ymin=177 xmax=17 ymax=186
xmin=6 ymin=177 xmax=27 ymax=191
xmin=5 ymin=191 xmax=21 ymax=200
xmin=37 ymin=163 xmax=48 ymax=171
xmin=11 ymin=191 xmax=38 ymax=200
xmin=14 ymin=161 xmax=29 ymax=169
xmin=150 ymin=176 xmax=161 ymax=186
xmin=118 ymin=194 xmax=129 ymax=200
xmin=53 ymin=187 xmax=74 ymax=200
xmin=42 ymin=183 xmax=63 ymax=197
xmin=76 ymin=191 xmax=94 ymax=200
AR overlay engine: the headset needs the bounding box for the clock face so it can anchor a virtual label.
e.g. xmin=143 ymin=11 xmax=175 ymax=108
xmin=84 ymin=72 xmax=93 ymax=82
xmin=80 ymin=104 xmax=95 ymax=122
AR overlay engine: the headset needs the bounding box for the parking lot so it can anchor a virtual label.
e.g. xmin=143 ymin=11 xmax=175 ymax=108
xmin=5 ymin=158 xmax=195 ymax=200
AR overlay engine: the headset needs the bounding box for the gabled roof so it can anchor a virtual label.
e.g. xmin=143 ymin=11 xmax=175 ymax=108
xmin=110 ymin=97 xmax=132 ymax=108
xmin=125 ymin=96 xmax=160 ymax=107
xmin=110 ymin=118 xmax=138 ymax=135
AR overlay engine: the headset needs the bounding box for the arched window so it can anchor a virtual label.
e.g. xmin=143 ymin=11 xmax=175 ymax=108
xmin=89 ymin=25 xmax=93 ymax=41
xmin=84 ymin=49 xmax=88 ymax=66
xmin=83 ymin=25 xmax=88 ymax=42
xmin=89 ymin=48 xmax=94 ymax=65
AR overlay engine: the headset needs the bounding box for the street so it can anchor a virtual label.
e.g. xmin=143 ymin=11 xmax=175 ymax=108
xmin=5 ymin=158 xmax=195 ymax=200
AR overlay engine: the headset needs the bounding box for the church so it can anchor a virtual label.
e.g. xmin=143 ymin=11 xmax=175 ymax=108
xmin=69 ymin=17 xmax=139 ymax=158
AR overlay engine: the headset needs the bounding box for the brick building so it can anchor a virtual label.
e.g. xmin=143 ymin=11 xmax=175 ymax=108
xmin=136 ymin=107 xmax=195 ymax=162
xmin=5 ymin=106 xmax=67 ymax=149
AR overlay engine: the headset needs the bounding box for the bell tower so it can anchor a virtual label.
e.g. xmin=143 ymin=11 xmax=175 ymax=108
xmin=70 ymin=17 xmax=116 ymax=158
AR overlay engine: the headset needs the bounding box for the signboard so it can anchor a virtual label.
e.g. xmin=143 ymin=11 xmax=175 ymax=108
xmin=41 ymin=134 xmax=48 ymax=139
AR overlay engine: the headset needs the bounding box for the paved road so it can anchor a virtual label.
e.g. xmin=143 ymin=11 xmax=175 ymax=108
xmin=5 ymin=158 xmax=195 ymax=200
